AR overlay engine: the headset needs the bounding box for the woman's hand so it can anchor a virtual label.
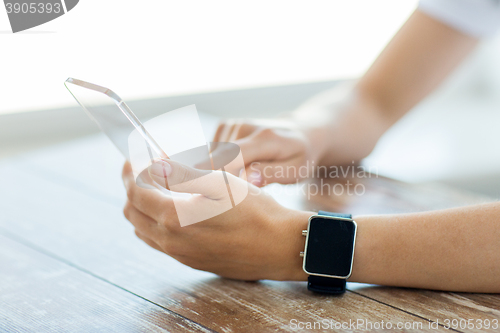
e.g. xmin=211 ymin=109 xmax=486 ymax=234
xmin=122 ymin=159 xmax=310 ymax=281
xmin=212 ymin=119 xmax=314 ymax=186
xmin=212 ymin=83 xmax=389 ymax=187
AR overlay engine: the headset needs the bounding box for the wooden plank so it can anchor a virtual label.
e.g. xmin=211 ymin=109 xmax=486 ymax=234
xmin=0 ymin=165 xmax=443 ymax=332
xmin=348 ymin=286 xmax=500 ymax=333
xmin=5 ymin=134 xmax=128 ymax=207
xmin=0 ymin=234 xmax=212 ymax=333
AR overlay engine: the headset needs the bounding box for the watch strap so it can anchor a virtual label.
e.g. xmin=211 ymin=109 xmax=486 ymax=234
xmin=318 ymin=210 xmax=352 ymax=219
xmin=308 ymin=275 xmax=346 ymax=294
xmin=307 ymin=211 xmax=351 ymax=294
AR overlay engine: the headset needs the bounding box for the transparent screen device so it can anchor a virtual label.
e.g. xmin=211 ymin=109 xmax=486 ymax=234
xmin=64 ymin=78 xmax=169 ymax=162
xmin=65 ymin=78 xmax=250 ymax=227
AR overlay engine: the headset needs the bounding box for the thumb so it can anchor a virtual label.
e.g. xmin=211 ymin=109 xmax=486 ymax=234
xmin=148 ymin=159 xmax=228 ymax=199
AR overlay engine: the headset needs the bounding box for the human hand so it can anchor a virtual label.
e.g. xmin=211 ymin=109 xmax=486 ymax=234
xmin=212 ymin=85 xmax=387 ymax=187
xmin=212 ymin=119 xmax=318 ymax=187
xmin=122 ymin=159 xmax=310 ymax=281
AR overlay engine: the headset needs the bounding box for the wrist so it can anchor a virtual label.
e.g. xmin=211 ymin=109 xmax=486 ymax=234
xmin=284 ymin=114 xmax=331 ymax=165
xmin=273 ymin=208 xmax=312 ymax=281
xmin=291 ymin=85 xmax=390 ymax=167
xmin=317 ymin=101 xmax=388 ymax=166
xmin=292 ymin=210 xmax=359 ymax=294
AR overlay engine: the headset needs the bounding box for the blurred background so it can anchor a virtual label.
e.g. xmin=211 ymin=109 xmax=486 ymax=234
xmin=1 ymin=0 xmax=499 ymax=197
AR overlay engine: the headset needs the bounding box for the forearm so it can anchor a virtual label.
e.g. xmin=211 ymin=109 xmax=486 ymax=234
xmin=291 ymin=10 xmax=478 ymax=167
xmin=350 ymin=202 xmax=500 ymax=292
xmin=358 ymin=10 xmax=478 ymax=124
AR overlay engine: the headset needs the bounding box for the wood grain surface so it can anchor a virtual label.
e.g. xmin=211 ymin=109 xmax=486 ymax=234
xmin=0 ymin=235 xmax=212 ymax=333
xmin=0 ymin=133 xmax=498 ymax=332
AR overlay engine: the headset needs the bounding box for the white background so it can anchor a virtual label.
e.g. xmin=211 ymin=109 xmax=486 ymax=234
xmin=0 ymin=0 xmax=416 ymax=114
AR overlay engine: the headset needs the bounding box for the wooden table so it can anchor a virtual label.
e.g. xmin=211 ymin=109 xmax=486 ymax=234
xmin=1 ymin=133 xmax=499 ymax=332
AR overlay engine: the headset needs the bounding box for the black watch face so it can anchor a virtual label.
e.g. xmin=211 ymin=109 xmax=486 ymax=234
xmin=304 ymin=217 xmax=356 ymax=278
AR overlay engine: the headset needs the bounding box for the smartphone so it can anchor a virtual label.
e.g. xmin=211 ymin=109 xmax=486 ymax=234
xmin=64 ymin=78 xmax=169 ymax=162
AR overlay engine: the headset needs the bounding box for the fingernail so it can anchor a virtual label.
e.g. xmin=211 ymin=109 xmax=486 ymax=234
xmin=149 ymin=160 xmax=172 ymax=178
xmin=248 ymin=171 xmax=262 ymax=186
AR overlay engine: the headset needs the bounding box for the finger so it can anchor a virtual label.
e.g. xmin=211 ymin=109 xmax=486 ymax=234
xmin=232 ymin=122 xmax=258 ymax=140
xmin=206 ymin=141 xmax=245 ymax=176
xmin=238 ymin=128 xmax=307 ymax=168
xmin=148 ymin=159 xmax=228 ymax=199
xmin=246 ymin=155 xmax=306 ymax=186
xmin=122 ymin=162 xmax=133 ymax=186
xmin=123 ymin=200 xmax=161 ymax=241
xmin=228 ymin=122 xmax=244 ymax=142
xmin=213 ymin=121 xmax=259 ymax=143
xmin=134 ymin=230 xmax=164 ymax=253
xmin=212 ymin=122 xmax=226 ymax=142
xmin=218 ymin=120 xmax=237 ymax=143
xmin=236 ymin=133 xmax=281 ymax=165
xmin=122 ymin=162 xmax=177 ymax=224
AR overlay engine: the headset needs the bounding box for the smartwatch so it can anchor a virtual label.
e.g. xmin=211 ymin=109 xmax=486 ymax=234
xmin=301 ymin=211 xmax=357 ymax=294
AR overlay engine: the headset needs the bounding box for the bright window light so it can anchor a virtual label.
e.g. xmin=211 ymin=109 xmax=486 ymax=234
xmin=0 ymin=0 xmax=417 ymax=115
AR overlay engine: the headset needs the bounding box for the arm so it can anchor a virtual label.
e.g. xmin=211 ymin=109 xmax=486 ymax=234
xmin=215 ymin=10 xmax=478 ymax=183
xmin=356 ymin=10 xmax=478 ymax=123
xmin=307 ymin=9 xmax=479 ymax=167
xmin=350 ymin=203 xmax=500 ymax=293
xmin=121 ymin=10 xmax=497 ymax=293
xmin=123 ymin=160 xmax=500 ymax=293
